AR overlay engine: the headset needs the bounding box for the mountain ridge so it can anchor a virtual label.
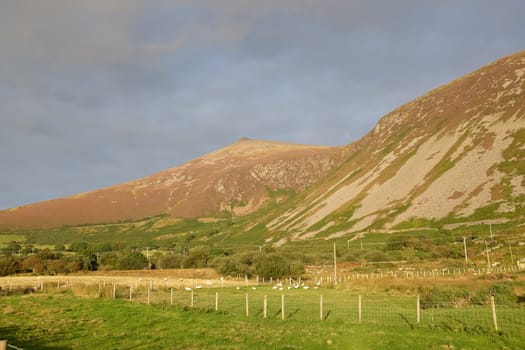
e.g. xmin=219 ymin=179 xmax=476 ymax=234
xmin=264 ymin=50 xmax=525 ymax=242
xmin=1 ymin=50 xmax=524 ymax=240
xmin=0 ymin=138 xmax=347 ymax=228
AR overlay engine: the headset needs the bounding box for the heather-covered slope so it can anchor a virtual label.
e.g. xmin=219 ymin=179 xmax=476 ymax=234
xmin=1 ymin=51 xmax=524 ymax=239
xmin=267 ymin=50 xmax=525 ymax=241
xmin=0 ymin=139 xmax=346 ymax=228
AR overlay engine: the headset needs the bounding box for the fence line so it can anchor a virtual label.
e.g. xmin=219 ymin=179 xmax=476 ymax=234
xmin=309 ymin=263 xmax=524 ymax=285
xmin=4 ymin=279 xmax=522 ymax=333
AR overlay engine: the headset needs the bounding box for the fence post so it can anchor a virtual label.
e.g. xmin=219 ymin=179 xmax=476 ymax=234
xmin=490 ymin=296 xmax=498 ymax=331
xmin=191 ymin=290 xmax=194 ymax=307
xmin=129 ymin=285 xmax=133 ymax=301
xmin=0 ymin=340 xmax=6 ymax=350
xmin=263 ymin=295 xmax=268 ymax=319
xmin=112 ymin=283 xmax=116 ymax=299
xmin=147 ymin=287 xmax=151 ymax=305
xmin=245 ymin=293 xmax=249 ymax=317
xmin=281 ymin=294 xmax=285 ymax=320
xmin=215 ymin=292 xmax=219 ymax=311
xmin=416 ymin=295 xmax=420 ymax=324
xmin=358 ymin=295 xmax=362 ymax=323
xmin=320 ymin=295 xmax=324 ymax=320
xmin=171 ymin=288 xmax=174 ymax=306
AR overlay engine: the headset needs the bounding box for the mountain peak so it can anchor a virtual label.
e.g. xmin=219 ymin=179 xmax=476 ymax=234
xmin=0 ymin=137 xmax=346 ymax=228
xmin=1 ymin=50 xmax=524 ymax=235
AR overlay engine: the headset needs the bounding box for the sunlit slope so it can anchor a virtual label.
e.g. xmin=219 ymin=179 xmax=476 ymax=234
xmin=0 ymin=139 xmax=346 ymax=228
xmin=267 ymin=50 xmax=525 ymax=240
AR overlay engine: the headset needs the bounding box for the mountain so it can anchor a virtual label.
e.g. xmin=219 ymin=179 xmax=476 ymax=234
xmin=265 ymin=50 xmax=525 ymax=242
xmin=0 ymin=138 xmax=347 ymax=229
xmin=1 ymin=50 xmax=524 ymax=240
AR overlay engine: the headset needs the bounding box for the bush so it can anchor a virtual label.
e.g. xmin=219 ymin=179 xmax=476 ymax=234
xmin=21 ymin=255 xmax=45 ymax=274
xmin=419 ymin=283 xmax=518 ymax=308
xmin=487 ymin=283 xmax=517 ymax=305
xmin=117 ymin=252 xmax=148 ymax=270
xmin=181 ymin=247 xmax=209 ymax=268
xmin=364 ymin=250 xmax=389 ymax=262
xmin=254 ymin=253 xmax=304 ymax=279
xmin=212 ymin=252 xmax=305 ymax=279
xmin=419 ymin=286 xmax=470 ymax=308
xmin=0 ymin=257 xmax=19 ymax=276
xmin=158 ymin=253 xmax=184 ymax=269
xmin=54 ymin=244 xmax=66 ymax=252
xmin=211 ymin=256 xmax=252 ymax=277
xmin=99 ymin=252 xmax=119 ymax=269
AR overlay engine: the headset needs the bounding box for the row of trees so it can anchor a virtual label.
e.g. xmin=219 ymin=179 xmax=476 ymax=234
xmin=0 ymin=240 xmax=306 ymax=280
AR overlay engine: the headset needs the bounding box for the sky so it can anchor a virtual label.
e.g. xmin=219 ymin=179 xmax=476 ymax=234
xmin=1 ymin=1 xmax=525 ymax=210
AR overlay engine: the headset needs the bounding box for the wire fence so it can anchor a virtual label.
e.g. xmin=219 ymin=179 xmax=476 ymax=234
xmin=309 ymin=263 xmax=524 ymax=285
xmin=7 ymin=279 xmax=520 ymax=334
xmin=2 ymin=277 xmax=525 ymax=336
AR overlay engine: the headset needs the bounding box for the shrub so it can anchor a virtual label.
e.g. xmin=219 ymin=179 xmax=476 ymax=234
xmin=487 ymin=283 xmax=517 ymax=305
xmin=0 ymin=257 xmax=19 ymax=276
xmin=181 ymin=247 xmax=209 ymax=268
xmin=158 ymin=253 xmax=184 ymax=269
xmin=54 ymin=244 xmax=66 ymax=252
xmin=364 ymin=250 xmax=389 ymax=262
xmin=117 ymin=252 xmax=148 ymax=270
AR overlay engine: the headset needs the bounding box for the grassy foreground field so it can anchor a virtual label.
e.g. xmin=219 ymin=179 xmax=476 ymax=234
xmin=1 ymin=290 xmax=523 ymax=350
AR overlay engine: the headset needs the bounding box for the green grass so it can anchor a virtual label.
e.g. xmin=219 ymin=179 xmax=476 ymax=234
xmin=1 ymin=289 xmax=523 ymax=349
xmin=0 ymin=235 xmax=25 ymax=247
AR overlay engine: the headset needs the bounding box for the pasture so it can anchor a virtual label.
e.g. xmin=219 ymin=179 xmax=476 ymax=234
xmin=1 ymin=272 xmax=524 ymax=349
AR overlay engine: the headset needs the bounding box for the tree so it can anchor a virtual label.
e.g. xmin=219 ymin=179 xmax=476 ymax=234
xmin=155 ymin=253 xmax=182 ymax=269
xmin=47 ymin=259 xmax=65 ymax=275
xmin=117 ymin=252 xmax=148 ymax=270
xmin=0 ymin=256 xmax=18 ymax=276
xmin=2 ymin=241 xmax=21 ymax=255
xmin=69 ymin=241 xmax=88 ymax=253
xmin=21 ymin=255 xmax=45 ymax=274
xmin=99 ymin=252 xmax=119 ymax=269
xmin=254 ymin=253 xmax=304 ymax=279
xmin=182 ymin=247 xmax=209 ymax=268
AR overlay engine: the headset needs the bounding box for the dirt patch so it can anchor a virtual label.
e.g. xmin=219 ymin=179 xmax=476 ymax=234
xmin=448 ymin=191 xmax=464 ymax=199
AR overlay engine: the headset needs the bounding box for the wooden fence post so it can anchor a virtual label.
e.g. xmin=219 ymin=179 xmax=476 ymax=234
xmin=263 ymin=295 xmax=268 ymax=319
xmin=129 ymin=285 xmax=133 ymax=301
xmin=171 ymin=288 xmax=174 ymax=306
xmin=320 ymin=295 xmax=324 ymax=320
xmin=491 ymin=296 xmax=498 ymax=331
xmin=147 ymin=287 xmax=151 ymax=305
xmin=215 ymin=292 xmax=219 ymax=311
xmin=281 ymin=294 xmax=285 ymax=320
xmin=416 ymin=295 xmax=420 ymax=324
xmin=0 ymin=340 xmax=7 ymax=350
xmin=191 ymin=290 xmax=194 ymax=307
xmin=245 ymin=293 xmax=249 ymax=317
xmin=358 ymin=295 xmax=362 ymax=323
xmin=112 ymin=283 xmax=116 ymax=299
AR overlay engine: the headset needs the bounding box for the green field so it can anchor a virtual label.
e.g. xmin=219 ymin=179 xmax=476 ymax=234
xmin=1 ymin=284 xmax=524 ymax=349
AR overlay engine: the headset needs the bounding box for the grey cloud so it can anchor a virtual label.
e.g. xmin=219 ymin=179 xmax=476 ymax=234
xmin=1 ymin=1 xmax=525 ymax=209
